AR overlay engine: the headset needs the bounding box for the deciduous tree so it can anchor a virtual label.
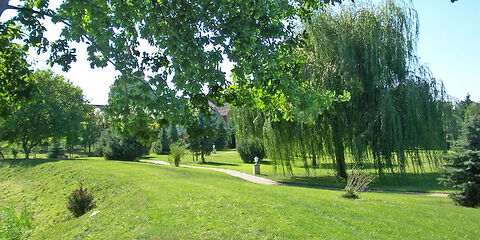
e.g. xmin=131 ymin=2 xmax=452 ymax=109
xmin=235 ymin=0 xmax=446 ymax=177
xmin=1 ymin=0 xmax=346 ymax=129
xmin=0 ymin=70 xmax=88 ymax=159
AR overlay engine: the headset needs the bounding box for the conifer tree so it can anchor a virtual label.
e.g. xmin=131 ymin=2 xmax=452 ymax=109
xmin=214 ymin=120 xmax=227 ymax=150
xmin=440 ymin=113 xmax=480 ymax=207
xmin=169 ymin=124 xmax=179 ymax=143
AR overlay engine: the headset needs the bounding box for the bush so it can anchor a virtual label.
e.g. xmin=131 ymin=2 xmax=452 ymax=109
xmin=66 ymin=183 xmax=96 ymax=218
xmin=95 ymin=129 xmax=148 ymax=161
xmin=0 ymin=206 xmax=33 ymax=239
xmin=168 ymin=142 xmax=187 ymax=167
xmin=93 ymin=139 xmax=104 ymax=157
xmin=440 ymin=114 xmax=480 ymax=207
xmin=47 ymin=142 xmax=65 ymax=159
xmin=237 ymin=137 xmax=265 ymax=163
xmin=342 ymin=166 xmax=375 ymax=199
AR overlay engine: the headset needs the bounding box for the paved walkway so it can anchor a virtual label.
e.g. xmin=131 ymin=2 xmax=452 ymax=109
xmin=148 ymin=160 xmax=279 ymax=185
xmin=145 ymin=160 xmax=448 ymax=197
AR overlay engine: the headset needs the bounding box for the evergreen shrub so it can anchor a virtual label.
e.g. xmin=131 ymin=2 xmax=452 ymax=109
xmin=237 ymin=138 xmax=265 ymax=163
xmin=66 ymin=183 xmax=95 ymax=217
xmin=47 ymin=143 xmax=65 ymax=159
xmin=95 ymin=129 xmax=147 ymax=161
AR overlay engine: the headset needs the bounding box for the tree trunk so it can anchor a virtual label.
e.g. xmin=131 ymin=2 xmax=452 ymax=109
xmin=201 ymin=150 xmax=205 ymax=163
xmin=331 ymin=117 xmax=347 ymax=179
xmin=22 ymin=144 xmax=30 ymax=159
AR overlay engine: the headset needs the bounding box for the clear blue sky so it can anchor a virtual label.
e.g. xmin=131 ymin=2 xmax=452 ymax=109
xmin=413 ymin=0 xmax=480 ymax=102
xmin=2 ymin=0 xmax=479 ymax=104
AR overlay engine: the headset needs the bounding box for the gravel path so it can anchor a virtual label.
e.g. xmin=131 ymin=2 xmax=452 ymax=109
xmin=146 ymin=160 xmax=448 ymax=197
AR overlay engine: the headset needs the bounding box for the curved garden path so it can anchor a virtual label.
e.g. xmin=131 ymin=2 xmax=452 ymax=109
xmin=146 ymin=160 xmax=448 ymax=197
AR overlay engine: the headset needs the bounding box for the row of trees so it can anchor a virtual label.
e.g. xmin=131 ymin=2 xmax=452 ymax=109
xmin=153 ymin=119 xmax=231 ymax=158
xmin=0 ymin=71 xmax=236 ymax=161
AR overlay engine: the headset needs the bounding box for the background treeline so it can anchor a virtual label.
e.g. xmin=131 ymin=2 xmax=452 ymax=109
xmin=0 ymin=70 xmax=236 ymax=162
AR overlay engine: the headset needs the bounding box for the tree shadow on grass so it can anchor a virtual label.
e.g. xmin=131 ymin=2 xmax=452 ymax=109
xmin=372 ymin=172 xmax=451 ymax=192
xmin=299 ymin=162 xmax=379 ymax=170
xmin=0 ymin=158 xmax=65 ymax=169
xmin=277 ymin=172 xmax=452 ymax=193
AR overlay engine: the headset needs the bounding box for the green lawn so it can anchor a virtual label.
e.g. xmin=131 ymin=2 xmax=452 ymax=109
xmin=149 ymin=150 xmax=452 ymax=193
xmin=0 ymin=158 xmax=478 ymax=239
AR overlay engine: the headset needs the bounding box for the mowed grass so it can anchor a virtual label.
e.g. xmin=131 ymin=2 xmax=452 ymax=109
xmin=149 ymin=150 xmax=452 ymax=193
xmin=1 ymin=158 xmax=475 ymax=239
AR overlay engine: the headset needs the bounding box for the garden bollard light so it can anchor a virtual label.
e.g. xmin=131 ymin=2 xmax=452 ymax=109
xmin=253 ymin=157 xmax=260 ymax=175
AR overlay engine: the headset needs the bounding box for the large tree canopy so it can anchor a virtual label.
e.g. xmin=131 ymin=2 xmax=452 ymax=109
xmin=0 ymin=21 xmax=35 ymax=117
xmin=236 ymin=0 xmax=446 ymax=177
xmin=0 ymin=0 xmax=347 ymax=129
xmin=0 ymin=69 xmax=89 ymax=159
xmin=303 ymin=1 xmax=446 ymax=177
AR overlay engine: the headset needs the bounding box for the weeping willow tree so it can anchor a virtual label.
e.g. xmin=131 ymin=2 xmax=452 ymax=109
xmin=234 ymin=0 xmax=446 ymax=178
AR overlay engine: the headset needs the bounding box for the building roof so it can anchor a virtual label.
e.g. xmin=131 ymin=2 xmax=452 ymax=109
xmin=208 ymin=101 xmax=231 ymax=117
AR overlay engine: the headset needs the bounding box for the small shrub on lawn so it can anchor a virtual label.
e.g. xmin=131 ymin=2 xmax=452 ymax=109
xmin=168 ymin=142 xmax=187 ymax=167
xmin=237 ymin=138 xmax=266 ymax=163
xmin=342 ymin=166 xmax=375 ymax=199
xmin=66 ymin=183 xmax=96 ymax=217
xmin=0 ymin=205 xmax=33 ymax=239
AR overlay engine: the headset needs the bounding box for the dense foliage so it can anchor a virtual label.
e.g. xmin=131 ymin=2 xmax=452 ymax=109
xmin=95 ymin=129 xmax=148 ymax=161
xmin=0 ymin=0 xmax=355 ymax=141
xmin=237 ymin=138 xmax=266 ymax=163
xmin=0 ymin=19 xmax=35 ymax=117
xmin=169 ymin=124 xmax=179 ymax=143
xmin=81 ymin=109 xmax=105 ymax=154
xmin=47 ymin=143 xmax=65 ymax=159
xmin=0 ymin=70 xmax=88 ymax=159
xmin=214 ymin=119 xmax=228 ymax=150
xmin=302 ymin=1 xmax=445 ymax=177
xmin=440 ymin=113 xmax=480 ymax=207
xmin=234 ymin=1 xmax=446 ymax=177
xmin=153 ymin=127 xmax=170 ymax=155
xmin=186 ymin=115 xmax=216 ymax=163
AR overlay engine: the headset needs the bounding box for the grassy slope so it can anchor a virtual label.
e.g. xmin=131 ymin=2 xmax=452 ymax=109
xmin=150 ymin=151 xmax=451 ymax=193
xmin=1 ymin=158 xmax=478 ymax=239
